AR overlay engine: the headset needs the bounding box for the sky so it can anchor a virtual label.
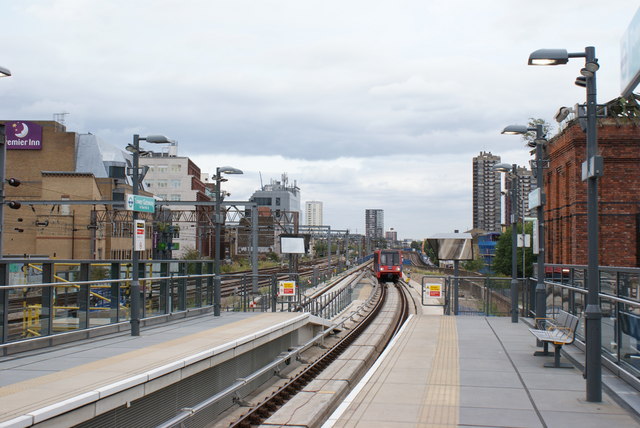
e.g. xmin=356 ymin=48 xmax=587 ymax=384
xmin=0 ymin=1 xmax=637 ymax=240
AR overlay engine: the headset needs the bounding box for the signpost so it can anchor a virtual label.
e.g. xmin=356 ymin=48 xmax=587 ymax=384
xmin=125 ymin=194 xmax=155 ymax=213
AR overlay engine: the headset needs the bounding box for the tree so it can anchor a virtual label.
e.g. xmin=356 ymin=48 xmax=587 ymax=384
xmin=493 ymin=223 xmax=536 ymax=277
xmin=521 ymin=118 xmax=553 ymax=147
xmin=410 ymin=240 xmax=421 ymax=251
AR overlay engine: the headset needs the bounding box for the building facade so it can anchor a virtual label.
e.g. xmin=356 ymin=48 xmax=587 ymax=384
xmin=305 ymin=201 xmax=323 ymax=226
xmin=365 ymin=209 xmax=384 ymax=240
xmin=0 ymin=120 xmax=151 ymax=259
xmin=472 ymin=151 xmax=502 ymax=233
xmin=250 ymin=174 xmax=301 ymax=217
xmin=544 ymin=113 xmax=640 ymax=267
xmin=140 ymin=144 xmax=211 ymax=259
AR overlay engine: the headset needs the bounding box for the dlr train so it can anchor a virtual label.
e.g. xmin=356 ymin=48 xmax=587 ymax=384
xmin=373 ymin=249 xmax=403 ymax=281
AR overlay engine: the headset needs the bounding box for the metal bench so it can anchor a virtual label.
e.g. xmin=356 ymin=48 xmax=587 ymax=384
xmin=529 ymin=310 xmax=579 ymax=368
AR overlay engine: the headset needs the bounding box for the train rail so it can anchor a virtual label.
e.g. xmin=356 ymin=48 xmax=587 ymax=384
xmin=224 ymin=276 xmax=416 ymax=428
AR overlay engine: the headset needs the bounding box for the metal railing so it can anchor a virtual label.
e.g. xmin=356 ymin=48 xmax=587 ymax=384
xmin=0 ymin=258 xmax=358 ymax=346
xmin=540 ymin=263 xmax=640 ymax=380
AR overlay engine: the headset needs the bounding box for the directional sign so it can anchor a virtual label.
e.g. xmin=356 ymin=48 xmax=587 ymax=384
xmin=125 ymin=194 xmax=155 ymax=213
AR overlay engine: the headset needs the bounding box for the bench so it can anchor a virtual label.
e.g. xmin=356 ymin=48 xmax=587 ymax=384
xmin=529 ymin=310 xmax=579 ymax=368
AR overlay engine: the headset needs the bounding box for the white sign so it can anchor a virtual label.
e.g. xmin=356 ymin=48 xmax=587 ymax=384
xmin=528 ymin=188 xmax=542 ymax=209
xmin=517 ymin=234 xmax=531 ymax=248
xmin=278 ymin=280 xmax=297 ymax=297
xmin=134 ymin=220 xmax=146 ymax=251
xmin=532 ymin=219 xmax=539 ymax=255
xmin=622 ymin=6 xmax=640 ymax=97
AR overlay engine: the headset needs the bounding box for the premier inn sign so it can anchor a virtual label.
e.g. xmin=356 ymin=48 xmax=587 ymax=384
xmin=6 ymin=121 xmax=43 ymax=150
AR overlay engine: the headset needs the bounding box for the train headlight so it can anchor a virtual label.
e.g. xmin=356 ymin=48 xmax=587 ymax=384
xmin=380 ymin=267 xmax=384 ymax=271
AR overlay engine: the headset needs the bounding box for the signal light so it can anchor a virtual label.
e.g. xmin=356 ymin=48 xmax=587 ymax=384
xmin=7 ymin=201 xmax=21 ymax=209
xmin=6 ymin=178 xmax=20 ymax=187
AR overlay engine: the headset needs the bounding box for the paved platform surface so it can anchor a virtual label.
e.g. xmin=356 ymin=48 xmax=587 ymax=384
xmin=0 ymin=311 xmax=304 ymax=425
xmin=325 ymin=314 xmax=640 ymax=428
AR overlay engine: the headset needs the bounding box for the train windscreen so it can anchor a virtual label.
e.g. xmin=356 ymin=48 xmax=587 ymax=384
xmin=380 ymin=251 xmax=400 ymax=266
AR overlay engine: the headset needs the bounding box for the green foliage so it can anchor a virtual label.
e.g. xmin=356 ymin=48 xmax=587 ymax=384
xmin=493 ymin=223 xmax=537 ymax=277
xmin=89 ymin=266 xmax=110 ymax=281
xmin=522 ymin=118 xmax=553 ymax=145
xmin=461 ymin=257 xmax=484 ymax=272
xmin=410 ymin=241 xmax=421 ymax=251
xmin=181 ymin=248 xmax=202 ymax=260
xmin=265 ymin=251 xmax=279 ymax=262
xmin=423 ymin=241 xmax=438 ymax=266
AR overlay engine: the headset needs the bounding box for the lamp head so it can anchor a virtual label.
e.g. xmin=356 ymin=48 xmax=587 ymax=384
xmin=528 ymin=49 xmax=569 ymax=66
xmin=501 ymin=125 xmax=529 ymax=135
xmin=143 ymin=135 xmax=171 ymax=144
xmin=0 ymin=66 xmax=11 ymax=77
xmin=217 ymin=166 xmax=243 ymax=175
xmin=492 ymin=163 xmax=513 ymax=173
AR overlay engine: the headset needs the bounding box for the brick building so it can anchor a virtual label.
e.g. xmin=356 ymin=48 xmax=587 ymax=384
xmin=545 ymin=110 xmax=640 ymax=267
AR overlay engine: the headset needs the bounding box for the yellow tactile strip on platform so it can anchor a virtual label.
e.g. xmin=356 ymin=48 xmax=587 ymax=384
xmin=419 ymin=315 xmax=459 ymax=426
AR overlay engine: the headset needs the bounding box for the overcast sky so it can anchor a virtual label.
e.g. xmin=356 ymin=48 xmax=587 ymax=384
xmin=0 ymin=1 xmax=636 ymax=239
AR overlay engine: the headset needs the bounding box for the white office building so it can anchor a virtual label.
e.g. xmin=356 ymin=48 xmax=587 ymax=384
xmin=305 ymin=201 xmax=323 ymax=226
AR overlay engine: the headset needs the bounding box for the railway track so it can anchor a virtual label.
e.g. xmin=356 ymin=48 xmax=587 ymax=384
xmin=225 ymin=277 xmax=415 ymax=428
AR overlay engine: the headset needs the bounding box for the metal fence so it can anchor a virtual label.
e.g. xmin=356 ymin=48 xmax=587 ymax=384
xmin=0 ymin=258 xmax=354 ymax=346
xmin=541 ymin=264 xmax=640 ymax=380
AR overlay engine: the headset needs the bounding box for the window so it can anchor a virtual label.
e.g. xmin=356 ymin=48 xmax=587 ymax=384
xmin=254 ymin=197 xmax=272 ymax=206
xmin=275 ymin=197 xmax=281 ymax=206
xmin=170 ymin=164 xmax=181 ymax=173
xmin=144 ymin=181 xmax=153 ymax=188
xmin=170 ymin=194 xmax=181 ymax=201
xmin=171 ymin=179 xmax=181 ymax=188
xmin=157 ymin=194 xmax=167 ymax=200
xmin=156 ymin=179 xmax=168 ymax=188
xmin=158 ymin=165 xmax=169 ymax=173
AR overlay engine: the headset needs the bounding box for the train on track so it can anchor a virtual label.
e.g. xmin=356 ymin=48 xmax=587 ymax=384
xmin=373 ymin=249 xmax=403 ymax=281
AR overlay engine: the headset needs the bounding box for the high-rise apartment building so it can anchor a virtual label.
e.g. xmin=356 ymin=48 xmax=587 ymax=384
xmin=365 ymin=209 xmax=384 ymax=239
xmin=305 ymin=201 xmax=323 ymax=226
xmin=472 ymin=152 xmax=502 ymax=232
xmin=505 ymin=167 xmax=535 ymax=224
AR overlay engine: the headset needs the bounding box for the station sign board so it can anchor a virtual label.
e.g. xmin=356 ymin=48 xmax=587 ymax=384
xmin=126 ymin=194 xmax=155 ymax=213
xmin=278 ymin=280 xmax=297 ymax=297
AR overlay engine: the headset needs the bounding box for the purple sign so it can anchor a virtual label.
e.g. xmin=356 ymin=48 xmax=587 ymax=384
xmin=5 ymin=121 xmax=43 ymax=150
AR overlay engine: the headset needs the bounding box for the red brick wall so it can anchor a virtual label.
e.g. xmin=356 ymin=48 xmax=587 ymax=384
xmin=545 ymin=119 xmax=640 ymax=267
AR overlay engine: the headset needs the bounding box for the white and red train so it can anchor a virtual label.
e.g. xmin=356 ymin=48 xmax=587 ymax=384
xmin=372 ymin=249 xmax=403 ymax=281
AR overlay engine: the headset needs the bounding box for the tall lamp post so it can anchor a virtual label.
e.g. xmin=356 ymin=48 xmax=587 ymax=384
xmin=214 ymin=166 xmax=243 ymax=316
xmin=502 ymin=124 xmax=547 ymax=326
xmin=493 ymin=162 xmax=519 ymax=323
xmin=0 ymin=66 xmax=12 ymax=259
xmin=528 ymin=47 xmax=602 ymax=403
xmin=127 ymin=134 xmax=172 ymax=336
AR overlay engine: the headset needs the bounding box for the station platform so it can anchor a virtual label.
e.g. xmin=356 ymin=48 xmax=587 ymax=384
xmin=1 ymin=297 xmax=639 ymax=427
xmin=0 ymin=311 xmax=330 ymax=427
xmin=324 ymin=314 xmax=640 ymax=428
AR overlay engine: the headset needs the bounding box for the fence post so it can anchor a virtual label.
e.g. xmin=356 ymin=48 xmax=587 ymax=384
xmin=78 ymin=263 xmax=90 ymax=330
xmin=178 ymin=262 xmax=186 ymax=311
xmin=0 ymin=262 xmax=7 ymax=343
xmin=110 ymin=263 xmax=121 ymax=322
xmin=271 ymin=275 xmax=277 ymax=312
xmin=160 ymin=262 xmax=169 ymax=314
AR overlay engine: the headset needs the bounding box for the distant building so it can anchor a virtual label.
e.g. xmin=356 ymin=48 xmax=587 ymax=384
xmin=385 ymin=228 xmax=398 ymax=243
xmin=305 ymin=201 xmax=323 ymax=226
xmin=250 ymin=173 xmax=301 ymax=218
xmin=140 ymin=142 xmax=211 ymax=259
xmin=505 ymin=166 xmax=535 ymax=224
xmin=365 ymin=209 xmax=384 ymax=239
xmin=472 ymin=151 xmax=501 ymax=233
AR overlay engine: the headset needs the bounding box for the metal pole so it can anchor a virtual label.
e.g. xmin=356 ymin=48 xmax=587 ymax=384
xmin=327 ymin=227 xmax=331 ymax=273
xmin=534 ymin=124 xmax=547 ymax=324
xmin=584 ymin=46 xmax=602 ymax=403
xmin=130 ymin=134 xmax=141 ymax=336
xmin=453 ymin=229 xmax=459 ymax=315
xmin=251 ymin=204 xmax=259 ymax=293
xmin=511 ymin=165 xmax=519 ymax=323
xmin=214 ymin=167 xmax=222 ymax=316
xmin=0 ymin=124 xmax=5 ymax=259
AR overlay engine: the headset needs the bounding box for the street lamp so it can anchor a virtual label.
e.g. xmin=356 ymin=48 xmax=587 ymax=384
xmin=214 ymin=166 xmax=243 ymax=316
xmin=128 ymin=134 xmax=171 ymax=336
xmin=0 ymin=66 xmax=12 ymax=259
xmin=529 ymin=46 xmax=602 ymax=403
xmin=493 ymin=162 xmax=519 ymax=323
xmin=502 ymin=124 xmax=547 ymax=327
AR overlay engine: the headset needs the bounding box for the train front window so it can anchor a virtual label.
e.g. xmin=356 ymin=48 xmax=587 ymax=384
xmin=380 ymin=252 xmax=399 ymax=265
